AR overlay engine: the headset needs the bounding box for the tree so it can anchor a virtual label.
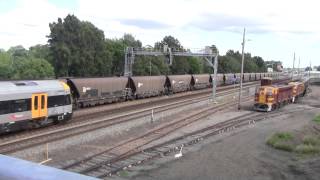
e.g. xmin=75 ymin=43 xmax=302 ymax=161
xmin=12 ymin=57 xmax=55 ymax=79
xmin=7 ymin=45 xmax=28 ymax=58
xmin=133 ymin=55 xmax=170 ymax=76
xmin=48 ymin=14 xmax=111 ymax=77
xmin=154 ymin=35 xmax=184 ymax=51
xmin=0 ymin=51 xmax=13 ymax=79
xmin=105 ymin=34 xmax=142 ymax=76
xmin=154 ymin=36 xmax=204 ymax=75
xmin=317 ymin=66 xmax=320 ymax=71
xmin=29 ymin=44 xmax=51 ymax=60
xmin=305 ymin=67 xmax=312 ymax=71
xmin=252 ymin=56 xmax=266 ymax=72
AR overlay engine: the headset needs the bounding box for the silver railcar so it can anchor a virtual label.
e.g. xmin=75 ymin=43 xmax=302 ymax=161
xmin=0 ymin=80 xmax=72 ymax=133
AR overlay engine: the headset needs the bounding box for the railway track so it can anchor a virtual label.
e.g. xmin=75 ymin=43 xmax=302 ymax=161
xmin=0 ymin=84 xmax=257 ymax=154
xmin=63 ymin=105 xmax=314 ymax=179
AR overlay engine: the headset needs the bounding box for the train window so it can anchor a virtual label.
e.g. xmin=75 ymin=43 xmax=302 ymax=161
xmin=0 ymin=99 xmax=31 ymax=115
xmin=48 ymin=95 xmax=71 ymax=107
xmin=12 ymin=99 xmax=30 ymax=112
xmin=0 ymin=101 xmax=10 ymax=115
xmin=48 ymin=95 xmax=64 ymax=107
xmin=65 ymin=95 xmax=71 ymax=105
xmin=34 ymin=96 xmax=38 ymax=110
xmin=41 ymin=95 xmax=45 ymax=109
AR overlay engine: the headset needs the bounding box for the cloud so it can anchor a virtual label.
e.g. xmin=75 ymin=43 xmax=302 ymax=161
xmin=188 ymin=12 xmax=316 ymax=36
xmin=188 ymin=13 xmax=266 ymax=34
xmin=0 ymin=0 xmax=69 ymax=50
xmin=118 ymin=19 xmax=170 ymax=29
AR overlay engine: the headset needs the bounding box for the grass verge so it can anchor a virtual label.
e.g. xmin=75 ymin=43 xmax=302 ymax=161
xmin=266 ymin=132 xmax=294 ymax=152
xmin=118 ymin=170 xmax=129 ymax=177
xmin=313 ymin=114 xmax=320 ymax=124
xmin=267 ymin=133 xmax=320 ymax=155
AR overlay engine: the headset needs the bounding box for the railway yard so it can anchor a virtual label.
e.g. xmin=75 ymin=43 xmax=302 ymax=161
xmin=0 ymin=75 xmax=319 ymax=180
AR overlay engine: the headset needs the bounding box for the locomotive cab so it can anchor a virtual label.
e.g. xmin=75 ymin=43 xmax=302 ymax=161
xmin=254 ymin=87 xmax=275 ymax=112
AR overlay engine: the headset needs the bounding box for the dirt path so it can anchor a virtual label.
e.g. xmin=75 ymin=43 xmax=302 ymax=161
xmin=123 ymin=85 xmax=320 ymax=180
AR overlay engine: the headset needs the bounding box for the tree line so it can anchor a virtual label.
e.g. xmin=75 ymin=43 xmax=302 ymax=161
xmin=1 ymin=14 xmax=276 ymax=80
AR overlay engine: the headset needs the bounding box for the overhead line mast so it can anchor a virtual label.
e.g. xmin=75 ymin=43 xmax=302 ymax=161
xmin=124 ymin=45 xmax=219 ymax=102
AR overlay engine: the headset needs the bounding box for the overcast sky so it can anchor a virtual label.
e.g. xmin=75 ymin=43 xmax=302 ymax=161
xmin=0 ymin=0 xmax=319 ymax=68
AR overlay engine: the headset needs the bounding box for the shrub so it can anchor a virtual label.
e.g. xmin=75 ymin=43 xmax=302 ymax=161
xmin=313 ymin=115 xmax=320 ymax=124
xmin=267 ymin=132 xmax=294 ymax=152
xmin=295 ymin=144 xmax=320 ymax=154
xmin=303 ymin=136 xmax=319 ymax=146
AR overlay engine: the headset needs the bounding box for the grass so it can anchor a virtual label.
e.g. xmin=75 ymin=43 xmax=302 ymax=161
xmin=118 ymin=170 xmax=129 ymax=177
xmin=267 ymin=133 xmax=320 ymax=155
xmin=267 ymin=115 xmax=320 ymax=155
xmin=295 ymin=144 xmax=320 ymax=154
xmin=266 ymin=132 xmax=294 ymax=152
xmin=313 ymin=114 xmax=320 ymax=124
xmin=303 ymin=136 xmax=320 ymax=146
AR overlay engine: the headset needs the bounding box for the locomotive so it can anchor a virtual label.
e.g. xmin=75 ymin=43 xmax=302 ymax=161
xmin=254 ymin=79 xmax=306 ymax=112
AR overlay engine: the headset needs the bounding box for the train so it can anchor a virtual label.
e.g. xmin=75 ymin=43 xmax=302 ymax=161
xmin=0 ymin=80 xmax=72 ymax=133
xmin=66 ymin=72 xmax=282 ymax=108
xmin=0 ymin=72 xmax=282 ymax=133
xmin=254 ymin=80 xmax=306 ymax=112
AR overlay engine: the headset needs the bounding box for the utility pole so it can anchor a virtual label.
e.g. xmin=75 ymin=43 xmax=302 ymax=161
xmin=212 ymin=52 xmax=218 ymax=103
xmin=149 ymin=59 xmax=152 ymax=76
xmin=238 ymin=28 xmax=246 ymax=110
xmin=292 ymin=52 xmax=295 ymax=80
xmin=298 ymin=57 xmax=300 ymax=78
xmin=309 ymin=61 xmax=311 ymax=86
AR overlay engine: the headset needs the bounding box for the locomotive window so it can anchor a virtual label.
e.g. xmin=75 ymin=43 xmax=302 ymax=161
xmin=41 ymin=95 xmax=45 ymax=109
xmin=34 ymin=96 xmax=38 ymax=110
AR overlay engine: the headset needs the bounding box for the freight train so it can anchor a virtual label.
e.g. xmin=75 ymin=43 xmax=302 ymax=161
xmin=254 ymin=80 xmax=306 ymax=112
xmin=0 ymin=72 xmax=281 ymax=133
xmin=67 ymin=72 xmax=282 ymax=108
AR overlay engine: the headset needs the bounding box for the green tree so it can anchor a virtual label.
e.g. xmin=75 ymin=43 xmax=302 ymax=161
xmin=48 ymin=14 xmax=111 ymax=77
xmin=12 ymin=57 xmax=55 ymax=79
xmin=29 ymin=44 xmax=51 ymax=60
xmin=7 ymin=45 xmax=28 ymax=58
xmin=133 ymin=56 xmax=170 ymax=76
xmin=154 ymin=35 xmax=184 ymax=51
xmin=187 ymin=57 xmax=201 ymax=74
xmin=154 ymin=35 xmax=203 ymax=75
xmin=252 ymin=56 xmax=266 ymax=72
xmin=0 ymin=51 xmax=13 ymax=79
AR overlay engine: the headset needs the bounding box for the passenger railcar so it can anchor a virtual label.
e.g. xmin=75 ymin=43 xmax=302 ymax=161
xmin=0 ymin=80 xmax=72 ymax=133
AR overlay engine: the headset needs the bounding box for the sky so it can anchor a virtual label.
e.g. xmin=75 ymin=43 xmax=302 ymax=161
xmin=0 ymin=0 xmax=319 ymax=68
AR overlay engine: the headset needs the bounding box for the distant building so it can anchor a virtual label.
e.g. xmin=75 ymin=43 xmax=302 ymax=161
xmin=265 ymin=60 xmax=283 ymax=72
